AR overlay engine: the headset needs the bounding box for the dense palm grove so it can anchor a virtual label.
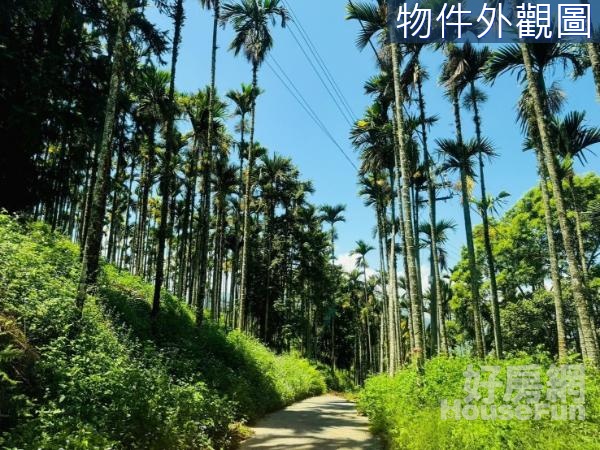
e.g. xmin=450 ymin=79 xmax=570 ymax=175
xmin=346 ymin=0 xmax=600 ymax=374
xmin=1 ymin=0 xmax=600 ymax=448
xmin=1 ymin=0 xmax=347 ymax=360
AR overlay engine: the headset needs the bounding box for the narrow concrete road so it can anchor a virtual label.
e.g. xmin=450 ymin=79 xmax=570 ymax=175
xmin=239 ymin=394 xmax=381 ymax=450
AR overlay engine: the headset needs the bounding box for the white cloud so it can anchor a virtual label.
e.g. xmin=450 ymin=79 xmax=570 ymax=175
xmin=337 ymin=254 xmax=432 ymax=289
xmin=336 ymin=252 xmax=377 ymax=279
xmin=420 ymin=264 xmax=431 ymax=289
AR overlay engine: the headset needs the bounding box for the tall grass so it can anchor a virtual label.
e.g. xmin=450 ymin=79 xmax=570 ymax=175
xmin=358 ymin=356 xmax=600 ymax=449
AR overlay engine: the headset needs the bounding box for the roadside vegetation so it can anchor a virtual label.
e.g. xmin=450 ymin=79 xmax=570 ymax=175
xmin=0 ymin=215 xmax=324 ymax=449
xmin=359 ymin=356 xmax=600 ymax=450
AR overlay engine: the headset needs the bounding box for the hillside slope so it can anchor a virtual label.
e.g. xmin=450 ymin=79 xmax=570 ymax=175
xmin=0 ymin=215 xmax=325 ymax=449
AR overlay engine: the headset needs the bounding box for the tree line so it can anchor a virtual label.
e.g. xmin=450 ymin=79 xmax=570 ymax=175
xmin=1 ymin=0 xmax=599 ymax=388
xmin=347 ymin=0 xmax=600 ymax=374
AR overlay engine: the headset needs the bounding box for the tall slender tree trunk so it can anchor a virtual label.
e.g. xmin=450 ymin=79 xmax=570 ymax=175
xmin=416 ymin=64 xmax=448 ymax=355
xmin=80 ymin=144 xmax=99 ymax=250
xmin=387 ymin=185 xmax=399 ymax=375
xmin=566 ymin=175 xmax=589 ymax=282
xmin=238 ymin=63 xmax=259 ymax=331
xmin=107 ymin=131 xmax=125 ymax=262
xmin=390 ymin=43 xmax=424 ymax=367
xmin=264 ymin=204 xmax=275 ymax=341
xmin=533 ymin=147 xmax=568 ymax=361
xmin=376 ymin=199 xmax=390 ymax=373
xmin=229 ymin=114 xmax=247 ymax=326
xmin=459 ymin=167 xmax=484 ymax=358
xmin=378 ymin=198 xmax=396 ymax=374
xmin=470 ymin=81 xmax=502 ymax=358
xmin=153 ymin=0 xmax=184 ymax=318
xmin=451 ymin=85 xmax=484 ymax=358
xmin=196 ymin=0 xmax=221 ymax=325
xmin=119 ymin=153 xmax=136 ymax=270
xmin=136 ymin=133 xmax=156 ymax=276
xmin=75 ymin=0 xmax=128 ymax=310
xmin=520 ymin=43 xmax=599 ymax=367
xmin=587 ymin=43 xmax=600 ymax=101
xmin=166 ymin=187 xmax=178 ymax=290
xmin=362 ymin=262 xmax=372 ymax=371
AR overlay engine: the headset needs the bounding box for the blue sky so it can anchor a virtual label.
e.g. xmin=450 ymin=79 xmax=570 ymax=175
xmin=148 ymin=0 xmax=599 ymax=271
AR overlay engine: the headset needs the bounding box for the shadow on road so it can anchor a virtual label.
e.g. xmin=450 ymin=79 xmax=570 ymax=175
xmin=239 ymin=395 xmax=381 ymax=450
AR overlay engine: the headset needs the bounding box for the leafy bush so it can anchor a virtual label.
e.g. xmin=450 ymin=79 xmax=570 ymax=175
xmin=314 ymin=362 xmax=357 ymax=393
xmin=358 ymin=355 xmax=600 ymax=450
xmin=0 ymin=214 xmax=325 ymax=449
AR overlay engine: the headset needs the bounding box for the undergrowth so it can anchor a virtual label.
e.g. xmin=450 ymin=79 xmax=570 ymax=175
xmin=359 ymin=355 xmax=600 ymax=450
xmin=0 ymin=214 xmax=325 ymax=449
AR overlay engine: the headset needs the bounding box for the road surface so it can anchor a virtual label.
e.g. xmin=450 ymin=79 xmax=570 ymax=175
xmin=239 ymin=394 xmax=381 ymax=450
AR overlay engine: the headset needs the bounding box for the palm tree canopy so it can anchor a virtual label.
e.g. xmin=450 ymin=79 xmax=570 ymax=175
xmin=463 ymin=85 xmax=488 ymax=112
xmin=345 ymin=0 xmax=388 ymax=50
xmin=516 ymin=81 xmax=566 ymax=135
xmin=226 ymin=82 xmax=262 ymax=117
xmin=221 ymin=0 xmax=289 ymax=67
xmin=352 ymin=239 xmax=374 ymax=269
xmin=441 ymin=42 xmax=492 ymax=94
xmin=485 ymin=43 xmax=586 ymax=84
xmin=419 ymin=219 xmax=457 ymax=246
xmin=131 ymin=66 xmax=171 ymax=131
xmin=437 ymin=137 xmax=497 ymax=178
xmin=179 ymin=88 xmax=228 ymax=140
xmin=199 ymin=0 xmax=219 ymax=10
xmin=353 ymin=239 xmax=374 ymax=257
xmin=320 ymin=204 xmax=347 ymax=226
xmin=554 ymin=111 xmax=600 ymax=164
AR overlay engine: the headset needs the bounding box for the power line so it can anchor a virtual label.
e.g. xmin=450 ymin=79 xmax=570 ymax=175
xmin=282 ymin=0 xmax=355 ymax=118
xmin=285 ymin=25 xmax=355 ymax=127
xmin=266 ymin=56 xmax=358 ymax=171
xmin=282 ymin=0 xmax=357 ymax=122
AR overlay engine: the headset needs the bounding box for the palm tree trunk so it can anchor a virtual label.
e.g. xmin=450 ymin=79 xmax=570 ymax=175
xmin=213 ymin=197 xmax=226 ymax=320
xmin=238 ymin=62 xmax=259 ymax=331
xmin=136 ymin=132 xmax=156 ymax=276
xmin=412 ymin=186 xmax=426 ymax=347
xmin=451 ymin=85 xmax=484 ymax=358
xmin=119 ymin=154 xmax=135 ymax=270
xmin=387 ymin=196 xmax=399 ymax=374
xmin=196 ymin=0 xmax=221 ymax=325
xmin=362 ymin=262 xmax=372 ymax=370
xmin=75 ymin=0 xmax=128 ymax=310
xmin=379 ymin=199 xmax=396 ymax=374
xmin=459 ymin=168 xmax=484 ymax=358
xmin=376 ymin=199 xmax=389 ymax=373
xmin=177 ymin=179 xmax=191 ymax=298
xmin=230 ymin=115 xmax=246 ymax=326
xmin=107 ymin=134 xmax=125 ymax=263
xmin=366 ymin=312 xmax=374 ymax=372
xmin=586 ymin=43 xmax=600 ymax=101
xmin=470 ymin=81 xmax=503 ymax=358
xmin=390 ymin=43 xmax=424 ymax=367
xmin=264 ymin=203 xmax=275 ymax=341
xmin=416 ymin=65 xmax=448 ymax=355
xmin=567 ymin=175 xmax=589 ymax=282
xmin=166 ymin=189 xmax=177 ymax=290
xmin=520 ymin=43 xmax=599 ymax=367
xmin=152 ymin=0 xmax=184 ymax=318
xmin=80 ymin=143 xmax=99 ymax=251
xmin=534 ymin=148 xmax=568 ymax=361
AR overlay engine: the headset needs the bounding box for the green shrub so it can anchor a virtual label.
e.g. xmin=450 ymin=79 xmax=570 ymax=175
xmin=0 ymin=214 xmax=325 ymax=449
xmin=358 ymin=356 xmax=600 ymax=450
xmin=315 ymin=363 xmax=357 ymax=393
